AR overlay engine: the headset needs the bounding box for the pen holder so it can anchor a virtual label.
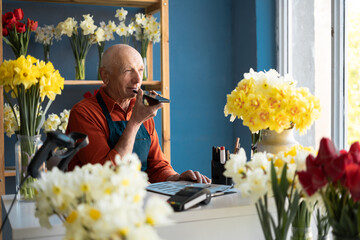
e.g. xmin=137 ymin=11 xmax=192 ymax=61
xmin=211 ymin=147 xmax=233 ymax=185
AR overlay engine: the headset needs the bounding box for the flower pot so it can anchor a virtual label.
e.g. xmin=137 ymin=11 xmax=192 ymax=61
xmin=15 ymin=135 xmax=44 ymax=200
xmin=256 ymin=128 xmax=298 ymax=154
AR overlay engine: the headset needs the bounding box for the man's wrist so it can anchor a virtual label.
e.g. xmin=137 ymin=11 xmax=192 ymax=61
xmin=166 ymin=173 xmax=180 ymax=181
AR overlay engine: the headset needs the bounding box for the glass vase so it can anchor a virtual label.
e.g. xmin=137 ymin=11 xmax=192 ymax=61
xmin=142 ymin=56 xmax=148 ymax=81
xmin=291 ymin=227 xmax=313 ymax=240
xmin=256 ymin=128 xmax=298 ymax=154
xmin=43 ymin=44 xmax=50 ymax=63
xmin=15 ymin=135 xmax=44 ymax=200
xmin=75 ymin=58 xmax=86 ymax=80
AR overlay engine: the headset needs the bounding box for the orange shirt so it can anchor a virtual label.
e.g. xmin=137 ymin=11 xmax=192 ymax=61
xmin=66 ymin=87 xmax=177 ymax=183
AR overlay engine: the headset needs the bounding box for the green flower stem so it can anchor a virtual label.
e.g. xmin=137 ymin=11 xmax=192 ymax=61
xmin=43 ymin=44 xmax=50 ymax=63
xmin=255 ymin=161 xmax=300 ymax=240
xmin=97 ymin=41 xmax=105 ymax=80
xmin=141 ymin=39 xmax=149 ymax=81
xmin=69 ymin=32 xmax=93 ymax=80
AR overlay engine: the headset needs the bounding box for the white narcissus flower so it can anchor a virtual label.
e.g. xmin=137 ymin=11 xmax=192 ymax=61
xmin=93 ymin=28 xmax=105 ymax=44
xmin=80 ymin=14 xmax=97 ymax=35
xmin=43 ymin=113 xmax=61 ymax=132
xmin=116 ymin=22 xmax=128 ymax=37
xmin=59 ymin=17 xmax=77 ymax=37
xmin=35 ymin=25 xmax=55 ymax=45
xmin=3 ymin=103 xmax=19 ymax=137
xmin=145 ymin=197 xmax=173 ymax=226
xmin=33 ymin=154 xmax=169 ymax=240
xmin=115 ymin=8 xmax=128 ymax=22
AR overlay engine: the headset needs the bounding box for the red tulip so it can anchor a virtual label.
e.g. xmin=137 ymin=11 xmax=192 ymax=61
xmin=13 ymin=8 xmax=24 ymax=21
xmin=2 ymin=27 xmax=8 ymax=36
xmin=349 ymin=141 xmax=360 ymax=164
xmin=311 ymin=167 xmax=327 ymax=189
xmin=83 ymin=91 xmax=92 ymax=98
xmin=345 ymin=163 xmax=360 ymax=201
xmin=27 ymin=18 xmax=38 ymax=31
xmin=315 ymin=137 xmax=338 ymax=165
xmin=15 ymin=22 xmax=26 ymax=33
xmin=2 ymin=12 xmax=16 ymax=28
xmin=298 ymin=171 xmax=318 ymax=196
xmin=324 ymin=152 xmax=353 ymax=182
xmin=305 ymin=154 xmax=319 ymax=171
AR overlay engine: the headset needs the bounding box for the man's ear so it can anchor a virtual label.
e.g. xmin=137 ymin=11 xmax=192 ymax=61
xmin=99 ymin=67 xmax=109 ymax=85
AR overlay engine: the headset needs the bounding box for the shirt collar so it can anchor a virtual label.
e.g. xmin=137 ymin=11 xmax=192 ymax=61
xmin=99 ymin=87 xmax=136 ymax=114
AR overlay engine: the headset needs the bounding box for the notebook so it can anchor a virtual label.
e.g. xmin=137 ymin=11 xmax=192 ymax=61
xmin=146 ymin=181 xmax=236 ymax=197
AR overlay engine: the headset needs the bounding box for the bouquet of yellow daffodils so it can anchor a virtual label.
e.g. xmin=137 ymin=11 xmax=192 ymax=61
xmin=0 ymin=55 xmax=64 ymax=199
xmin=0 ymin=55 xmax=64 ymax=136
xmin=224 ymin=68 xmax=321 ymax=134
xmin=33 ymin=154 xmax=173 ymax=240
xmin=224 ymin=145 xmax=316 ymax=240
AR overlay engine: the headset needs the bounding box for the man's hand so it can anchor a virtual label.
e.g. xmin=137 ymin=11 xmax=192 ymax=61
xmin=130 ymin=88 xmax=163 ymax=126
xmin=167 ymin=170 xmax=211 ymax=184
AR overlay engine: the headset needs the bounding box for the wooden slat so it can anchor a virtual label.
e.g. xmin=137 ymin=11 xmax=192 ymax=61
xmin=146 ymin=3 xmax=161 ymax=14
xmin=1 ymin=0 xmax=4 ymax=238
xmin=160 ymin=0 xmax=170 ymax=161
xmin=4 ymin=167 xmax=15 ymax=177
xmin=64 ymin=80 xmax=103 ymax=85
xmin=18 ymin=0 xmax=160 ymax=7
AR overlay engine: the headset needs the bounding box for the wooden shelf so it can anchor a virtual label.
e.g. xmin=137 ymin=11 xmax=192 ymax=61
xmin=64 ymin=80 xmax=162 ymax=91
xmin=4 ymin=166 xmax=16 ymax=177
xmin=18 ymin=0 xmax=161 ymax=8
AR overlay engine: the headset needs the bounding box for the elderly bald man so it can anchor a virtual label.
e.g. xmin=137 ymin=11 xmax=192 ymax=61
xmin=66 ymin=44 xmax=211 ymax=183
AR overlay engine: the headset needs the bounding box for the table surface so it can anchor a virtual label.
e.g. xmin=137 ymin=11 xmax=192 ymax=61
xmin=2 ymin=190 xmax=259 ymax=239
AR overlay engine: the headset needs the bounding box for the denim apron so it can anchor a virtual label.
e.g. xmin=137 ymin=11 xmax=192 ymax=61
xmin=96 ymin=93 xmax=150 ymax=171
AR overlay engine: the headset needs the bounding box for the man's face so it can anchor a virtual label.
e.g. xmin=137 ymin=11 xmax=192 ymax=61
xmin=105 ymin=49 xmax=144 ymax=101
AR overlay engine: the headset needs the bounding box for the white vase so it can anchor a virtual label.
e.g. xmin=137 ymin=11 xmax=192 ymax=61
xmin=256 ymin=128 xmax=298 ymax=154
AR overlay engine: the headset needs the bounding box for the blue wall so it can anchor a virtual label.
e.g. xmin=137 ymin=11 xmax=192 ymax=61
xmin=2 ymin=0 xmax=276 ymax=193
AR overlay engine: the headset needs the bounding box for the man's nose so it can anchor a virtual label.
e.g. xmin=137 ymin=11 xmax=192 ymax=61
xmin=133 ymin=70 xmax=142 ymax=83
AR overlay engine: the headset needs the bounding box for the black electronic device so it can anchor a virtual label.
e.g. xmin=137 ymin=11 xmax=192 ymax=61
xmin=133 ymin=89 xmax=170 ymax=105
xmin=1 ymin=131 xmax=89 ymax=235
xmin=167 ymin=187 xmax=211 ymax=212
xmin=143 ymin=91 xmax=170 ymax=104
xmin=27 ymin=131 xmax=89 ymax=178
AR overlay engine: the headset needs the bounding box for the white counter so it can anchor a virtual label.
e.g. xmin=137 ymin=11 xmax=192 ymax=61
xmin=1 ymin=192 xmax=268 ymax=240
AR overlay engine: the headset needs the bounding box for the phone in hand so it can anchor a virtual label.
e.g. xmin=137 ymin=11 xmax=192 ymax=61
xmin=133 ymin=89 xmax=170 ymax=105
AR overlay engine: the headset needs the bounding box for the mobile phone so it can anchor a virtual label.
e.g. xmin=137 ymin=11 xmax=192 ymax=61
xmin=143 ymin=91 xmax=170 ymax=103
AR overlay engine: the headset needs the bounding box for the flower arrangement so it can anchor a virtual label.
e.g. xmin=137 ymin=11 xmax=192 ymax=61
xmin=131 ymin=12 xmax=161 ymax=80
xmin=35 ymin=24 xmax=56 ymax=63
xmin=33 ymin=154 xmax=173 ymax=240
xmin=55 ymin=14 xmax=97 ymax=80
xmin=42 ymin=109 xmax=70 ymax=133
xmin=2 ymin=8 xmax=38 ymax=58
xmin=298 ymin=138 xmax=360 ymax=239
xmin=224 ymin=68 xmax=321 ymax=135
xmin=224 ymin=145 xmax=316 ymax=240
xmin=90 ymin=20 xmax=116 ymax=80
xmin=0 ymin=55 xmax=64 ymax=199
xmin=115 ymin=8 xmax=135 ymax=44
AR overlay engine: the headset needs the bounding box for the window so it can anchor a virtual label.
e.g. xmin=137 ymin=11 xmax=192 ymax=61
xmin=277 ymin=0 xmax=332 ymax=148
